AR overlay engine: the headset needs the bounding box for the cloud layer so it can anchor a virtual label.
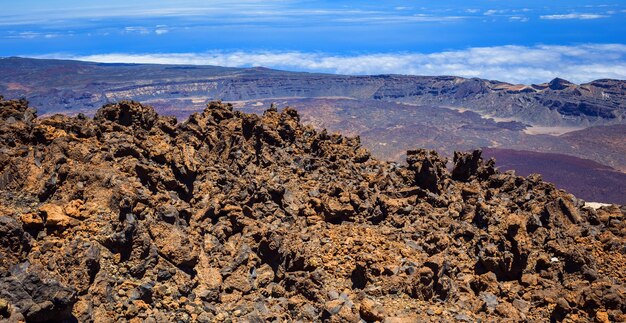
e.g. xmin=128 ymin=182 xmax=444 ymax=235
xmin=40 ymin=44 xmax=626 ymax=84
xmin=540 ymin=13 xmax=607 ymax=20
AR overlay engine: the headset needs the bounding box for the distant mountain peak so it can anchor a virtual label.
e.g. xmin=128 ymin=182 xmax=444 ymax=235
xmin=548 ymin=77 xmax=574 ymax=90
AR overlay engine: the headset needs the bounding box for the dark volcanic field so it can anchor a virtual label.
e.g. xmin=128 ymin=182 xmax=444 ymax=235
xmin=483 ymin=148 xmax=626 ymax=205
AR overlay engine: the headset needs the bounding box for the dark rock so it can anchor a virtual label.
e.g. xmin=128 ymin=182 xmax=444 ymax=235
xmin=0 ymin=216 xmax=31 ymax=270
xmin=406 ymin=149 xmax=448 ymax=193
xmin=0 ymin=298 xmax=9 ymax=318
xmin=480 ymin=292 xmax=498 ymax=312
xmin=0 ymin=270 xmax=76 ymax=322
xmin=94 ymin=100 xmax=158 ymax=130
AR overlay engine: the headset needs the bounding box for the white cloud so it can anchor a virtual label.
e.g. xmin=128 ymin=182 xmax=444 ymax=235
xmin=155 ymin=25 xmax=169 ymax=35
xmin=16 ymin=31 xmax=39 ymax=39
xmin=124 ymin=25 xmax=170 ymax=35
xmin=334 ymin=14 xmax=463 ymax=23
xmin=124 ymin=26 xmax=151 ymax=34
xmin=540 ymin=13 xmax=608 ymax=20
xmin=483 ymin=9 xmax=507 ymax=16
xmin=509 ymin=16 xmax=529 ymax=22
xmin=7 ymin=31 xmax=67 ymax=39
xmin=36 ymin=44 xmax=626 ymax=84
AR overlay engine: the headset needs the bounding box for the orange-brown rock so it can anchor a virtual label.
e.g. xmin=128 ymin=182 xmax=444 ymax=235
xmin=39 ymin=203 xmax=73 ymax=228
xmin=0 ymin=97 xmax=624 ymax=322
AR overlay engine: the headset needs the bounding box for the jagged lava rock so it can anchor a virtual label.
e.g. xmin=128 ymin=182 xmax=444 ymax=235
xmin=0 ymin=97 xmax=625 ymax=322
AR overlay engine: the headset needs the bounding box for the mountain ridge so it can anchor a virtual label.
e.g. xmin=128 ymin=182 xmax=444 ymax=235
xmin=1 ymin=57 xmax=625 ymax=128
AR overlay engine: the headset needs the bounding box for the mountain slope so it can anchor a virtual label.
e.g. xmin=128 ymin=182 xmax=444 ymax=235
xmin=559 ymin=125 xmax=626 ymax=172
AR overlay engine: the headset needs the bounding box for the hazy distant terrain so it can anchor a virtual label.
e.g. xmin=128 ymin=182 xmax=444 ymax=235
xmin=1 ymin=57 xmax=625 ymax=203
xmin=2 ymin=57 xmax=625 ymax=125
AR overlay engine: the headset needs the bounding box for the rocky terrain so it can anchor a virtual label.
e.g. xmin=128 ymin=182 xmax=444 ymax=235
xmin=1 ymin=96 xmax=625 ymax=322
xmin=238 ymin=98 xmax=626 ymax=205
xmin=2 ymin=57 xmax=626 ymax=205
xmin=236 ymin=98 xmax=626 ymax=174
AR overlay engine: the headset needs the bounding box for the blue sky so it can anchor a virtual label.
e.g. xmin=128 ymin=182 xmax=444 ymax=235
xmin=1 ymin=0 xmax=626 ymax=83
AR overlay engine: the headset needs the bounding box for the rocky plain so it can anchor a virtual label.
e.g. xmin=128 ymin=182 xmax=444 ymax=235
xmin=0 ymin=96 xmax=625 ymax=322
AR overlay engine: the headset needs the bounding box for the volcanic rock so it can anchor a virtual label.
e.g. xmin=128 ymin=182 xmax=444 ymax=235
xmin=0 ymin=97 xmax=624 ymax=322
